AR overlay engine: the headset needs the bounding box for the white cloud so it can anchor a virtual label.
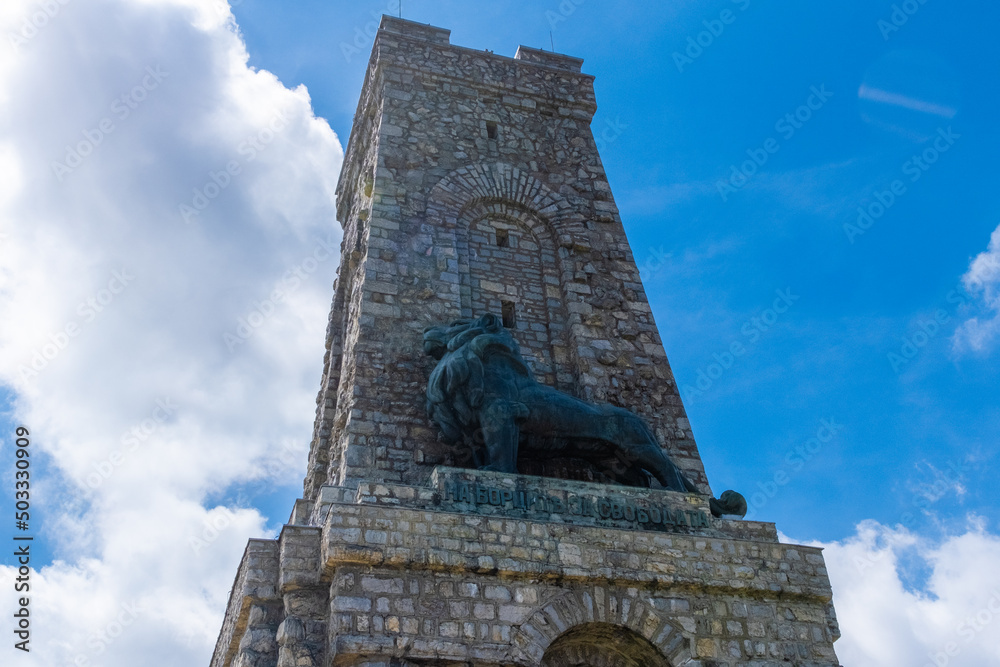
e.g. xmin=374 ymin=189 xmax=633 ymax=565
xmin=0 ymin=0 xmax=342 ymax=664
xmin=954 ymin=224 xmax=1000 ymax=353
xmin=798 ymin=520 xmax=1000 ymax=667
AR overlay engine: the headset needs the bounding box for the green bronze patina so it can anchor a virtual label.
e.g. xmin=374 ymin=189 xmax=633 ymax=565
xmin=424 ymin=313 xmax=747 ymax=518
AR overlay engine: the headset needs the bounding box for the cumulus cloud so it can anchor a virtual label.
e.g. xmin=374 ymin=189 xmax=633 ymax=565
xmin=953 ymin=224 xmax=1000 ymax=353
xmin=800 ymin=520 xmax=1000 ymax=667
xmin=0 ymin=0 xmax=342 ymax=664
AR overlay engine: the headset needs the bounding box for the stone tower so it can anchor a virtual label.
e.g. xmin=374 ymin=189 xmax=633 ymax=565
xmin=211 ymin=17 xmax=841 ymax=667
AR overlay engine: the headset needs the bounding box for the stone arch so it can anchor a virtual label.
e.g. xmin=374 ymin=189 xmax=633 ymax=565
xmin=455 ymin=198 xmax=567 ymax=388
xmin=425 ymin=162 xmax=591 ymax=393
xmin=541 ymin=623 xmax=671 ymax=667
xmin=424 ymin=162 xmax=591 ymax=254
xmin=508 ymin=586 xmax=692 ymax=666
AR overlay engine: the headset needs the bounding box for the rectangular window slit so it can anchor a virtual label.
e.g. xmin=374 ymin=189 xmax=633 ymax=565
xmin=496 ymin=228 xmax=509 ymax=247
xmin=486 ymin=121 xmax=498 ymax=140
xmin=501 ymin=301 xmax=516 ymax=328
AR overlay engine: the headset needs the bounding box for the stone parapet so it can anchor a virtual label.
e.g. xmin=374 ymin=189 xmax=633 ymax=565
xmin=514 ymin=45 xmax=585 ymax=72
xmin=377 ymin=15 xmax=450 ymax=45
xmin=320 ymin=497 xmax=830 ymax=598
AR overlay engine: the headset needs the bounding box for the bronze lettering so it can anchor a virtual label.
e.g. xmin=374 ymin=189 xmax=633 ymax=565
xmin=597 ymin=498 xmax=611 ymax=518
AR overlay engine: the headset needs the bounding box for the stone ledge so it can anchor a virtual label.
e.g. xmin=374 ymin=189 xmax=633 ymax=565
xmin=378 ymin=15 xmax=450 ymax=45
xmin=515 ymin=45 xmax=584 ymax=72
xmin=312 ymin=467 xmax=778 ymax=543
xmin=319 ymin=502 xmax=832 ymax=603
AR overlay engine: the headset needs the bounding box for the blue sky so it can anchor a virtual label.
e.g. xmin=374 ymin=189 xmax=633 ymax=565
xmin=1 ymin=1 xmax=999 ymax=665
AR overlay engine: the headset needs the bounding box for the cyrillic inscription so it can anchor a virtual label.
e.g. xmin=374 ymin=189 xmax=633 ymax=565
xmin=442 ymin=481 xmax=712 ymax=530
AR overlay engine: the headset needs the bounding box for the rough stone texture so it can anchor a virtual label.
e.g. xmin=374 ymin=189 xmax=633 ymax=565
xmin=312 ymin=497 xmax=839 ymax=666
xmin=277 ymin=527 xmax=328 ymax=667
xmin=211 ymin=540 xmax=282 ymax=667
xmin=216 ymin=483 xmax=840 ymax=666
xmin=302 ymin=14 xmax=709 ymax=498
xmin=212 ymin=16 xmax=842 ymax=667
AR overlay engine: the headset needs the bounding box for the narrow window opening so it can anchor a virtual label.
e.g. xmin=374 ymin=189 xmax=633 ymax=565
xmin=486 ymin=121 xmax=499 ymax=140
xmin=496 ymin=228 xmax=509 ymax=247
xmin=501 ymin=301 xmax=516 ymax=328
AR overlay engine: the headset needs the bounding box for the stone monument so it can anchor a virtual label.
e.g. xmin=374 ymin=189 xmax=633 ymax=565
xmin=211 ymin=16 xmax=841 ymax=667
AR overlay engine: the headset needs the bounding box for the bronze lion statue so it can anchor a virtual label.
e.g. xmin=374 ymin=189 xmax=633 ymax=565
xmin=423 ymin=313 xmax=747 ymax=517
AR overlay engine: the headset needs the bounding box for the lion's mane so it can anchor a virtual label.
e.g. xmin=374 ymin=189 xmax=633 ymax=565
xmin=424 ymin=315 xmax=530 ymax=446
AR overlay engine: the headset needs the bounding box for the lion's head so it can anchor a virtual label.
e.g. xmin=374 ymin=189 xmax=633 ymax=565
xmin=422 ymin=313 xmax=530 ymax=445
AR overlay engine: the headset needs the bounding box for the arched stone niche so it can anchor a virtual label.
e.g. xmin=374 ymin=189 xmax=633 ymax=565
xmin=455 ymin=198 xmax=568 ymax=390
xmin=425 ymin=164 xmax=591 ymax=392
xmin=427 ymin=164 xmax=636 ymax=483
xmin=540 ymin=623 xmax=672 ymax=667
xmin=508 ymin=587 xmax=692 ymax=666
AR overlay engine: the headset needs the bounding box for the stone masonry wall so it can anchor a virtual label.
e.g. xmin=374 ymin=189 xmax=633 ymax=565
xmin=305 ymin=16 xmax=711 ymax=498
xmin=302 ymin=45 xmax=386 ymax=500
xmin=319 ymin=500 xmax=840 ymax=666
xmin=210 ymin=540 xmax=282 ymax=667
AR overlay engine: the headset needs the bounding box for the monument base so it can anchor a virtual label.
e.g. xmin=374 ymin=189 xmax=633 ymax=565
xmin=211 ymin=468 xmax=841 ymax=667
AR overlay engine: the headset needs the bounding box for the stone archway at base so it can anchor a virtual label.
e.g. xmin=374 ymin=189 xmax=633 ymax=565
xmin=507 ymin=586 xmax=692 ymax=666
xmin=540 ymin=623 xmax=672 ymax=667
